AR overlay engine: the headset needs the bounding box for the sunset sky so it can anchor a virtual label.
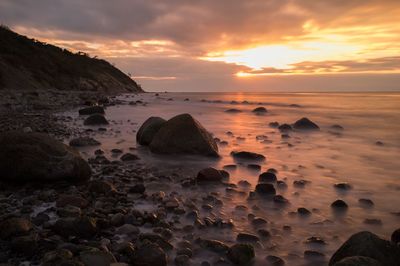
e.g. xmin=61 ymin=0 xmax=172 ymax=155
xmin=1 ymin=0 xmax=400 ymax=92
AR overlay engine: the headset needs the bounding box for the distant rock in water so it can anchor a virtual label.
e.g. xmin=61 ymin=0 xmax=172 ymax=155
xmin=278 ymin=124 xmax=292 ymax=132
xmin=0 ymin=131 xmax=91 ymax=182
xmin=148 ymin=113 xmax=219 ymax=156
xmin=0 ymin=26 xmax=143 ymax=93
xmin=84 ymin=114 xmax=109 ymax=125
xmin=225 ymin=108 xmax=242 ymax=113
xmin=231 ymin=151 xmax=265 ymax=161
xmin=293 ymin=117 xmax=320 ymax=130
xmin=329 ymin=231 xmax=400 ymax=266
xmin=78 ymin=106 xmax=105 ymax=115
xmin=136 ymin=117 xmax=166 ymax=145
xmin=252 ymin=107 xmax=268 ymax=114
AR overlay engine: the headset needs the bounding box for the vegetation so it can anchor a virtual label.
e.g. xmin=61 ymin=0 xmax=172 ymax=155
xmin=0 ymin=25 xmax=143 ymax=92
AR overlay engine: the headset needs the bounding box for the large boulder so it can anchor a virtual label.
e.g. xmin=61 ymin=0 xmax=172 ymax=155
xmin=329 ymin=231 xmax=400 ymax=266
xmin=149 ymin=114 xmax=218 ymax=156
xmin=0 ymin=131 xmax=91 ymax=182
xmin=136 ymin=117 xmax=166 ymax=145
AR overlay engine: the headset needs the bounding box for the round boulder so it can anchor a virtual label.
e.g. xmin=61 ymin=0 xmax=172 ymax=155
xmin=149 ymin=114 xmax=219 ymax=156
xmin=136 ymin=117 xmax=166 ymax=145
xmin=329 ymin=231 xmax=400 ymax=266
xmin=293 ymin=117 xmax=319 ymax=130
xmin=196 ymin=167 xmax=224 ymax=183
xmin=0 ymin=131 xmax=91 ymax=182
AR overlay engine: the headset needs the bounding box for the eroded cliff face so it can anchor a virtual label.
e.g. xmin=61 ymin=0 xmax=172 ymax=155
xmin=0 ymin=25 xmax=143 ymax=93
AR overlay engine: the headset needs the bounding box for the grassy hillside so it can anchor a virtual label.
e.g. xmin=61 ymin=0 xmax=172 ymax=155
xmin=0 ymin=25 xmax=143 ymax=93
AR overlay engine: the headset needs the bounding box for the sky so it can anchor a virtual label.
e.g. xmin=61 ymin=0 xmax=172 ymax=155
xmin=1 ymin=0 xmax=400 ymax=92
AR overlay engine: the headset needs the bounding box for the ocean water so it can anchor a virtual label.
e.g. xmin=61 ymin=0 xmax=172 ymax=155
xmin=64 ymin=92 xmax=400 ymax=265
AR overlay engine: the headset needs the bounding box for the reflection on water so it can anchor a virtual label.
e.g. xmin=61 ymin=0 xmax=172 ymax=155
xmin=64 ymin=92 xmax=400 ymax=265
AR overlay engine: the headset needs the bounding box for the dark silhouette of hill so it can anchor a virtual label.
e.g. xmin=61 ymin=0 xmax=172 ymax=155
xmin=0 ymin=25 xmax=143 ymax=93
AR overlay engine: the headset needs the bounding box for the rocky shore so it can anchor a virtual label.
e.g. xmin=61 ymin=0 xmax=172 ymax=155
xmin=0 ymin=91 xmax=399 ymax=266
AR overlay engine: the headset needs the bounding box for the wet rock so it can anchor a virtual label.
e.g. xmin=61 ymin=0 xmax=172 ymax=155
xmin=129 ymin=184 xmax=146 ymax=194
xmin=88 ymin=180 xmax=116 ymax=194
xmin=297 ymin=207 xmax=312 ymax=216
xmin=238 ymin=180 xmax=251 ymax=187
xmin=375 ymin=141 xmax=384 ymax=146
xmin=273 ymin=195 xmax=289 ymax=204
xmin=265 ymin=255 xmax=285 ymax=266
xmin=331 ymin=200 xmax=348 ymax=210
xmin=79 ymin=106 xmax=105 ymax=115
xmin=227 ymin=243 xmax=255 ymax=265
xmin=247 ymin=164 xmax=261 ymax=171
xmin=11 ymin=233 xmax=39 ymax=256
xmin=196 ymin=167 xmax=224 ymax=183
xmin=149 ymin=114 xmax=219 ymax=156
xmin=225 ymin=109 xmax=242 ymax=113
xmin=293 ymin=117 xmax=320 ymax=130
xmin=334 ymin=183 xmax=352 ymax=190
xmin=304 ymin=250 xmax=325 ymax=259
xmin=391 ymin=228 xmax=400 ymax=244
xmin=251 ymin=217 xmax=268 ymax=227
xmin=84 ymin=114 xmax=109 ymax=125
xmin=79 ymin=250 xmax=116 ymax=266
xmin=57 ymin=205 xmax=82 ymax=217
xmin=255 ymin=183 xmax=276 ymax=195
xmin=0 ymin=218 xmax=32 ymax=239
xmin=306 ymin=236 xmax=327 ymax=245
xmin=331 ymin=124 xmax=344 ymax=130
xmin=56 ymin=195 xmax=88 ymax=208
xmin=363 ymin=218 xmax=382 ymax=225
xmin=136 ymin=117 xmax=167 ymax=145
xmin=53 ymin=216 xmax=97 ymax=238
xmin=258 ymin=229 xmax=271 ymax=239
xmin=269 ymin=122 xmax=279 ymax=128
xmin=293 ymin=179 xmax=310 ymax=188
xmin=231 ymin=151 xmax=265 ymax=161
xmin=332 ymin=256 xmax=381 ymax=266
xmin=0 ymin=131 xmax=91 ymax=182
xmin=120 ymin=153 xmax=140 ymax=161
xmin=223 ymin=164 xmax=237 ymax=170
xmin=111 ymin=213 xmax=125 ymax=227
xmin=236 ymin=233 xmax=260 ymax=243
xmin=252 ymin=107 xmax=268 ymax=114
xmin=278 ymin=124 xmax=292 ymax=132
xmin=116 ymin=224 xmax=140 ymax=235
xmin=259 ymin=172 xmax=277 ymax=183
xmin=358 ymin=198 xmax=374 ymax=207
xmin=199 ymin=239 xmax=229 ymax=253
xmin=69 ymin=137 xmax=101 ymax=147
xmin=329 ymin=231 xmax=400 ymax=266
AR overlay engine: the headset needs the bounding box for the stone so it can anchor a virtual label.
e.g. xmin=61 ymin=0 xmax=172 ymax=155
xmin=84 ymin=114 xmax=109 ymax=125
xmin=391 ymin=228 xmax=400 ymax=244
xmin=334 ymin=183 xmax=352 ymax=190
xmin=255 ymin=183 xmax=276 ymax=195
xmin=115 ymin=224 xmax=139 ymax=235
xmin=53 ymin=216 xmax=97 ymax=238
xmin=199 ymin=239 xmax=229 ymax=253
xmin=79 ymin=250 xmax=116 ymax=266
xmin=120 ymin=153 xmax=140 ymax=161
xmin=258 ymin=172 xmax=277 ymax=183
xmin=69 ymin=137 xmax=101 ymax=147
xmin=293 ymin=117 xmax=319 ymax=130
xmin=227 ymin=244 xmax=255 ymax=265
xmin=129 ymin=184 xmax=146 ymax=194
xmin=298 ymin=207 xmax=311 ymax=216
xmin=237 ymin=233 xmax=260 ymax=243
xmin=231 ymin=151 xmax=265 ymax=161
xmin=0 ymin=131 xmax=91 ymax=182
xmin=265 ymin=255 xmax=285 ymax=266
xmin=175 ymin=255 xmax=190 ymax=266
xmin=79 ymin=106 xmax=105 ymax=115
xmin=0 ymin=218 xmax=32 ymax=239
xmin=269 ymin=122 xmax=279 ymax=128
xmin=136 ymin=117 xmax=166 ymax=145
xmin=252 ymin=107 xmax=267 ymax=114
xmin=278 ymin=124 xmax=292 ymax=132
xmin=130 ymin=243 xmax=167 ymax=266
xmin=225 ymin=109 xmax=242 ymax=113
xmin=88 ymin=180 xmax=116 ymax=194
xmin=331 ymin=200 xmax=348 ymax=210
xmin=149 ymin=114 xmax=219 ymax=156
xmin=56 ymin=195 xmax=88 ymax=208
xmin=196 ymin=167 xmax=223 ymax=183
xmin=329 ymin=231 xmax=400 ymax=266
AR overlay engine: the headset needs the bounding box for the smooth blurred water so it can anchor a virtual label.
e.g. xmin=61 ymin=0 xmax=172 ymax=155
xmin=65 ymin=92 xmax=400 ymax=265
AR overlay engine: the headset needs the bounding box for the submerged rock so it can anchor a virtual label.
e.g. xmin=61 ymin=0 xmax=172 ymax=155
xmin=231 ymin=151 xmax=265 ymax=161
xmin=258 ymin=172 xmax=277 ymax=183
xmin=196 ymin=167 xmax=224 ymax=183
xmin=329 ymin=231 xmax=400 ymax=266
xmin=0 ymin=131 xmax=91 ymax=182
xmin=84 ymin=114 xmax=109 ymax=125
xmin=149 ymin=114 xmax=219 ymax=156
xmin=136 ymin=116 xmax=166 ymax=145
xmin=227 ymin=244 xmax=255 ymax=265
xmin=78 ymin=106 xmax=105 ymax=115
xmin=225 ymin=108 xmax=242 ymax=113
xmin=252 ymin=107 xmax=268 ymax=114
xmin=255 ymin=183 xmax=276 ymax=195
xmin=293 ymin=117 xmax=319 ymax=130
